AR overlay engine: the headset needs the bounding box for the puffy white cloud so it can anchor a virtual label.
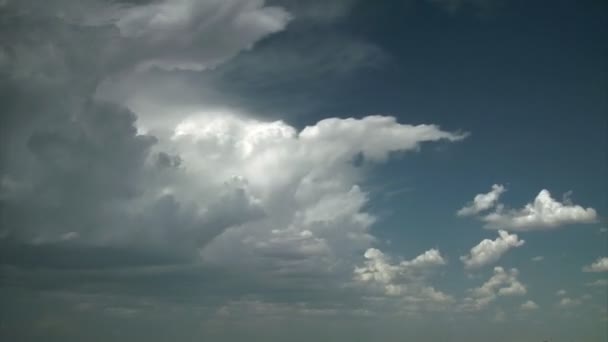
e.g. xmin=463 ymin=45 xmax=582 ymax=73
xmin=460 ymin=230 xmax=524 ymax=269
xmin=462 ymin=267 xmax=526 ymax=311
xmin=521 ymin=300 xmax=539 ymax=310
xmin=354 ymin=247 xmax=450 ymax=306
xmin=583 ymin=257 xmax=608 ymax=273
xmin=457 ymin=184 xmax=505 ymax=216
xmin=459 ymin=185 xmax=598 ymax=231
xmin=483 ymin=189 xmax=597 ymax=230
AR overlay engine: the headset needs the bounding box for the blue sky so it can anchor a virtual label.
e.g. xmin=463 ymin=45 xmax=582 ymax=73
xmin=0 ymin=0 xmax=606 ymax=341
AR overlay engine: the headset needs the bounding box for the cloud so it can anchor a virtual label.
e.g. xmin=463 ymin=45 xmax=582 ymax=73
xmin=557 ymin=297 xmax=581 ymax=308
xmin=458 ymin=185 xmax=598 ymax=231
xmin=531 ymin=256 xmax=544 ymax=262
xmin=520 ymin=300 xmax=539 ymax=310
xmin=457 ymin=184 xmax=505 ymax=216
xmin=460 ymin=230 xmax=524 ymax=269
xmin=0 ymin=0 xmax=471 ymax=321
xmin=583 ymin=257 xmax=608 ymax=273
xmin=462 ymin=267 xmax=526 ymax=311
xmin=586 ymin=279 xmax=608 ymax=287
xmin=354 ymin=247 xmax=451 ymax=306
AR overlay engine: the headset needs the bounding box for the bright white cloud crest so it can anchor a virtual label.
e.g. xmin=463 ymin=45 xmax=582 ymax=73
xmin=458 ymin=185 xmax=598 ymax=231
xmin=457 ymin=184 xmax=505 ymax=216
xmin=583 ymin=257 xmax=608 ymax=273
xmin=460 ymin=230 xmax=524 ymax=269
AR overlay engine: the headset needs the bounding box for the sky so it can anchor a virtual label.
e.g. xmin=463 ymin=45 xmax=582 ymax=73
xmin=0 ymin=0 xmax=606 ymax=341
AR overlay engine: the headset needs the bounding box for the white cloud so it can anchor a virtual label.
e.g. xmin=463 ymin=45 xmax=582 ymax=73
xmin=600 ymin=227 xmax=608 ymax=233
xmin=521 ymin=300 xmax=539 ymax=310
xmin=115 ymin=0 xmax=292 ymax=71
xmin=557 ymin=297 xmax=581 ymax=308
xmin=483 ymin=189 xmax=597 ymax=230
xmin=457 ymin=184 xmax=505 ymax=216
xmin=460 ymin=230 xmax=524 ymax=269
xmin=354 ymin=247 xmax=451 ymax=306
xmin=459 ymin=185 xmax=598 ymax=231
xmin=531 ymin=256 xmax=544 ymax=262
xmin=0 ymin=0 xmax=473 ymax=318
xmin=556 ymin=289 xmax=567 ymax=296
xmin=586 ymin=279 xmax=608 ymax=287
xmin=583 ymin=257 xmax=608 ymax=273
xmin=462 ymin=267 xmax=526 ymax=311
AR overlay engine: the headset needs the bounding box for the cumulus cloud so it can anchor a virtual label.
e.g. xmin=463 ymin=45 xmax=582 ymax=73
xmin=462 ymin=267 xmax=526 ymax=311
xmin=520 ymin=300 xmax=539 ymax=310
xmin=460 ymin=230 xmax=524 ymax=269
xmin=583 ymin=257 xmax=608 ymax=273
xmin=458 ymin=185 xmax=598 ymax=231
xmin=457 ymin=184 xmax=505 ymax=216
xmin=354 ymin=247 xmax=451 ymax=306
xmin=531 ymin=256 xmax=544 ymax=262
xmin=114 ymin=0 xmax=291 ymax=71
xmin=0 ymin=0 xmax=470 ymax=320
xmin=556 ymin=289 xmax=567 ymax=296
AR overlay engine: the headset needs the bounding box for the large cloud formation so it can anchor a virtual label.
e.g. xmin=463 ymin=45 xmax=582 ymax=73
xmin=0 ymin=0 xmax=468 ymax=315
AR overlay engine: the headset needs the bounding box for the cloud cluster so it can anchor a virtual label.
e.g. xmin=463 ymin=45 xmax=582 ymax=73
xmin=460 ymin=230 xmax=524 ymax=269
xmin=354 ymin=247 xmax=451 ymax=306
xmin=458 ymin=185 xmax=598 ymax=231
xmin=583 ymin=257 xmax=608 ymax=273
xmin=462 ymin=267 xmax=526 ymax=311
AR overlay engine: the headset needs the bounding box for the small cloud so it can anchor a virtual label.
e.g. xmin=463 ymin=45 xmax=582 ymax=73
xmin=521 ymin=300 xmax=539 ymax=310
xmin=531 ymin=256 xmax=544 ymax=262
xmin=583 ymin=257 xmax=608 ymax=273
xmin=457 ymin=184 xmax=505 ymax=217
xmin=586 ymin=279 xmax=608 ymax=287
xmin=60 ymin=232 xmax=80 ymax=241
xmin=460 ymin=230 xmax=524 ymax=269
xmin=557 ymin=297 xmax=581 ymax=308
xmin=556 ymin=289 xmax=567 ymax=297
xmin=599 ymin=227 xmax=608 ymax=233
